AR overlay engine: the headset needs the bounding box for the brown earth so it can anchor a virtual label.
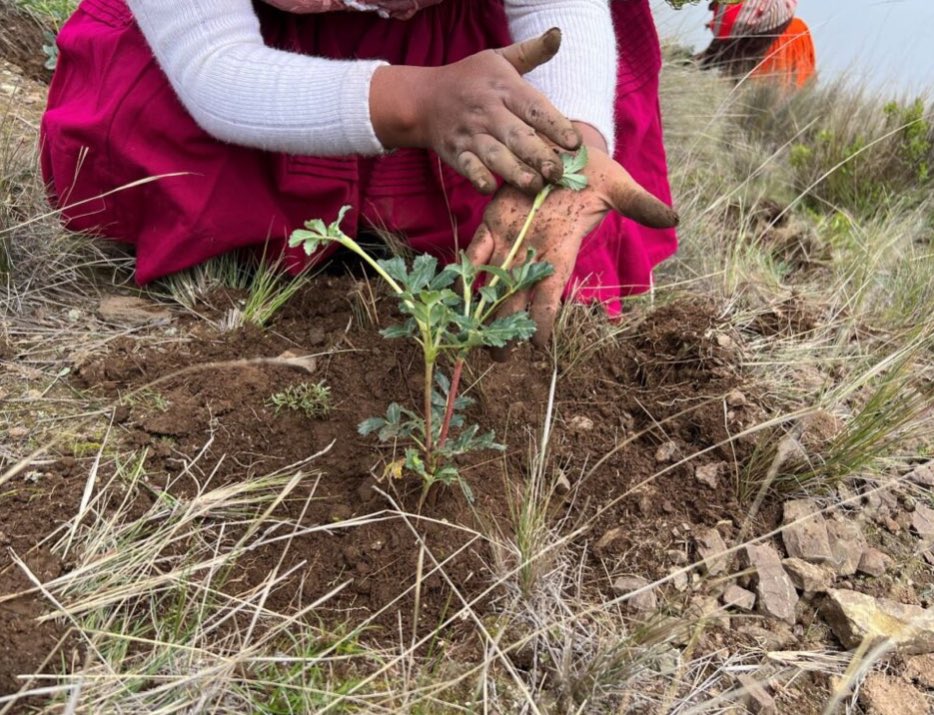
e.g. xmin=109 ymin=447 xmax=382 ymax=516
xmin=0 ymin=274 xmax=765 ymax=697
xmin=0 ymin=4 xmax=54 ymax=85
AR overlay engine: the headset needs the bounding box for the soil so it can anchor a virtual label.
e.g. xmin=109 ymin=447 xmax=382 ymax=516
xmin=1 ymin=271 xmax=765 ymax=697
xmin=0 ymin=4 xmax=54 ymax=84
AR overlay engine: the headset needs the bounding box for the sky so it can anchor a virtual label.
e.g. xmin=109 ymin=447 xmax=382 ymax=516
xmin=651 ymin=0 xmax=934 ymax=97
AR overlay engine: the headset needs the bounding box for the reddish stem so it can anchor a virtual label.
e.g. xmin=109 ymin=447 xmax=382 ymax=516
xmin=437 ymin=357 xmax=465 ymax=452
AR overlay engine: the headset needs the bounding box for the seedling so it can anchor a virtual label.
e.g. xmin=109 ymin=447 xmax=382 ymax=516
xmin=269 ymin=381 xmax=332 ymax=419
xmin=289 ymin=149 xmax=589 ymax=505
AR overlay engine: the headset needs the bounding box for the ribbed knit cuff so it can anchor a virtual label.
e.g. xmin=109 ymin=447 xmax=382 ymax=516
xmin=507 ymin=2 xmax=617 ymax=155
xmin=338 ymin=59 xmax=390 ymax=156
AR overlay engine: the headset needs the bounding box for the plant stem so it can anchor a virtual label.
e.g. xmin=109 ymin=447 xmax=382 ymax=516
xmin=423 ymin=358 xmax=435 ymax=466
xmin=337 ymin=237 xmax=406 ymax=297
xmin=472 ymin=184 xmax=553 ymax=320
xmin=437 ymin=357 xmax=465 ymax=451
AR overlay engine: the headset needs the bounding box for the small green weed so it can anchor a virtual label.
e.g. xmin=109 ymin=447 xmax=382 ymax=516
xmin=269 ymin=381 xmax=332 ymax=419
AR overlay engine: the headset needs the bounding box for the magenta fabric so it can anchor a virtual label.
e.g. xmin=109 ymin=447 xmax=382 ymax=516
xmin=40 ymin=0 xmax=677 ymax=311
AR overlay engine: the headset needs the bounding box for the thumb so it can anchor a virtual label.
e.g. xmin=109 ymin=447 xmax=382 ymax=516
xmin=497 ymin=28 xmax=562 ymax=75
xmin=606 ymin=166 xmax=679 ymax=229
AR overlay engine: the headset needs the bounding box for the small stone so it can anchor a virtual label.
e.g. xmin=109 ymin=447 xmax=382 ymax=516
xmin=696 ymin=528 xmax=730 ymax=576
xmin=554 ymin=470 xmax=571 ymax=495
xmin=569 ymin=415 xmax=594 ymax=431
xmin=725 ymin=389 xmax=747 ymax=408
xmin=826 ymin=518 xmax=867 ymax=576
xmin=655 ymin=441 xmax=679 ymax=463
xmin=883 ymin=516 xmax=902 ymax=534
xmin=907 ymin=463 xmax=934 ymax=488
xmin=66 ymin=308 xmax=82 ymax=322
xmin=857 ymin=548 xmax=893 ymax=578
xmin=595 ymin=528 xmax=623 ymax=554
xmin=900 ymin=493 xmax=917 ymax=512
xmin=858 ymin=673 xmax=927 ymax=715
xmin=716 ymin=333 xmax=734 ymax=348
xmin=667 ymin=549 xmax=688 ymax=566
xmin=782 ymin=557 xmax=834 ymax=594
xmin=821 ymin=589 xmax=934 ymax=654
xmin=7 ymin=426 xmax=28 ymax=439
xmin=781 ymin=499 xmax=833 ymax=563
xmin=695 ymin=462 xmax=725 ymax=489
xmin=722 ymin=585 xmax=756 ymax=611
xmin=613 ymin=576 xmax=657 ymax=612
xmin=911 ymin=504 xmax=934 ymax=545
xmin=669 ymin=568 xmax=689 ymax=592
xmin=903 ymin=653 xmax=934 ymax=688
xmin=736 ymin=674 xmax=776 ymax=714
xmin=736 ymin=624 xmax=796 ymax=650
xmin=746 ymin=544 xmax=798 ymax=624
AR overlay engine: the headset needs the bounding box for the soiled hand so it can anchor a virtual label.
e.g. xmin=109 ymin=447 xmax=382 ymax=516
xmin=465 ymin=145 xmax=678 ymax=351
xmin=370 ymin=29 xmax=581 ymax=193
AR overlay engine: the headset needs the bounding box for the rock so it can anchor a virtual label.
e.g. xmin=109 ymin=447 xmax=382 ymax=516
xmin=667 ymin=549 xmax=688 ymax=566
xmin=277 ymin=350 xmax=319 ymax=374
xmin=911 ymin=504 xmax=934 ymax=545
xmin=857 ymin=548 xmax=893 ymax=578
xmin=669 ymin=568 xmax=689 ymax=592
xmin=695 ymin=462 xmax=725 ymax=489
xmin=655 ymin=441 xmax=679 ymax=463
xmin=821 ymin=589 xmax=934 ymax=654
xmin=903 ymin=653 xmax=934 ymax=688
xmin=736 ymin=624 xmax=796 ymax=651
xmin=595 ymin=528 xmax=623 ymax=554
xmin=826 ymin=518 xmax=867 ymax=576
xmin=736 ymin=674 xmax=776 ymax=714
xmin=554 ymin=470 xmax=571 ymax=495
xmin=907 ymin=463 xmax=934 ymax=488
xmin=569 ymin=415 xmax=594 ymax=431
xmin=696 ymin=528 xmax=730 ymax=576
xmin=746 ymin=544 xmax=798 ymax=624
xmin=858 ymin=673 xmax=927 ymax=715
xmin=782 ymin=558 xmax=834 ymax=594
xmin=613 ymin=576 xmax=657 ymax=612
xmin=725 ymin=389 xmax=747 ymax=408
xmin=781 ymin=499 xmax=833 ymax=563
xmin=97 ymin=295 xmax=172 ymax=325
xmin=722 ymin=585 xmax=756 ymax=611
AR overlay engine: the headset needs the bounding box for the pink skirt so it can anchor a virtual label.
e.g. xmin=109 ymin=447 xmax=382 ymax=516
xmin=41 ymin=0 xmax=676 ymax=312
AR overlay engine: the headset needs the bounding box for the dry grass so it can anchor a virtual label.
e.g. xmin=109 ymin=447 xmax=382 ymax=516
xmin=3 ymin=35 xmax=934 ymax=713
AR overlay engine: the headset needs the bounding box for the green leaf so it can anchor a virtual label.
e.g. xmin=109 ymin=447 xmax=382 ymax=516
xmin=562 ymin=146 xmax=589 ymax=175
xmin=479 ymin=313 xmax=537 ymax=347
xmin=478 ymin=285 xmax=500 ymax=304
xmin=558 ymin=173 xmax=588 ymax=192
xmin=381 ymin=320 xmax=416 ymax=340
xmin=379 ymin=256 xmax=409 ymax=284
xmin=409 ymin=255 xmax=438 ymax=293
xmin=358 ymin=417 xmax=385 ymax=436
xmin=478 ymin=264 xmax=515 ymax=289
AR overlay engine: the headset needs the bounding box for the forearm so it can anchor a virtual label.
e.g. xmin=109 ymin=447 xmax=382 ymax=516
xmin=126 ymin=0 xmax=386 ymax=156
xmin=505 ymin=0 xmax=617 ymax=154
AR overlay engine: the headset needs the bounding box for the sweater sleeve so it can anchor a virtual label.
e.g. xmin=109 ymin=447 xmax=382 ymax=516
xmin=125 ymin=0 xmax=387 ymax=155
xmin=505 ymin=0 xmax=617 ymax=154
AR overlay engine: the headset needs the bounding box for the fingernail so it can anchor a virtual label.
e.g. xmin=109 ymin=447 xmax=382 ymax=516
xmin=565 ymin=130 xmax=581 ymax=147
xmin=541 ymin=161 xmax=559 ymax=180
xmin=522 ymin=171 xmax=537 ymax=187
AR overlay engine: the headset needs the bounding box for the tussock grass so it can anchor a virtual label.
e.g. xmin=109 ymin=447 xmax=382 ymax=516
xmin=4 ymin=41 xmax=934 ymax=714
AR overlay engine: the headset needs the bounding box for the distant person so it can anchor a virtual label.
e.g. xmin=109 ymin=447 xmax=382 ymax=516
xmin=697 ymin=0 xmax=816 ymax=89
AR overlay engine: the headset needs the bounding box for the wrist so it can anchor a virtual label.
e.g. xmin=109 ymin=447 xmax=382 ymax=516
xmin=571 ymin=121 xmax=608 ymax=154
xmin=370 ymin=65 xmax=433 ymax=150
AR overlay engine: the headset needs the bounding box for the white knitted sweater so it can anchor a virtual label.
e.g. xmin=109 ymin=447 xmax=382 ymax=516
xmin=125 ymin=0 xmax=617 ymax=156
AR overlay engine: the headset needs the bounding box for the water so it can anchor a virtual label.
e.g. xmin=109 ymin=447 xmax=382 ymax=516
xmin=651 ymin=0 xmax=934 ymax=97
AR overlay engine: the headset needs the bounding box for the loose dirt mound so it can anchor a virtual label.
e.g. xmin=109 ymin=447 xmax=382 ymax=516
xmin=72 ymin=282 xmax=750 ymax=625
xmin=0 ymin=4 xmax=53 ymax=84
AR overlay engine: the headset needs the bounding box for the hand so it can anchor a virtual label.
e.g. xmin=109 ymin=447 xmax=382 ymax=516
xmin=465 ymin=145 xmax=678 ymax=352
xmin=370 ymin=29 xmax=581 ymax=194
